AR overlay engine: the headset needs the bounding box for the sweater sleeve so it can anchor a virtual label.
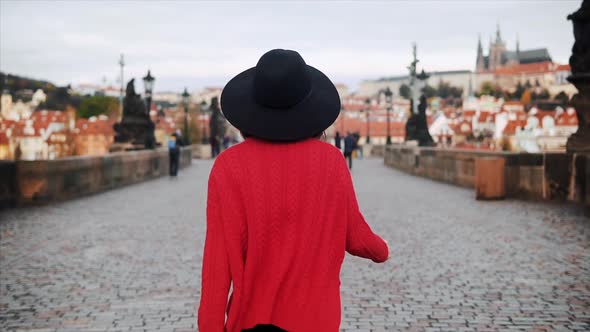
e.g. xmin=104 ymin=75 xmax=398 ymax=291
xmin=198 ymin=170 xmax=232 ymax=332
xmin=342 ymin=160 xmax=389 ymax=263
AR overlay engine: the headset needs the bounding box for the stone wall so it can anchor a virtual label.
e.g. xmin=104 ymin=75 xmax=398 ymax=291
xmin=1 ymin=147 xmax=191 ymax=207
xmin=384 ymin=145 xmax=589 ymax=207
xmin=370 ymin=145 xmax=385 ymax=157
xmin=190 ymin=144 xmax=212 ymax=159
xmin=0 ymin=160 xmax=16 ymax=208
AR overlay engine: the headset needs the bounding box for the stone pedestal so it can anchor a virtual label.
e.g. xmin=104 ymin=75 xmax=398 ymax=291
xmin=362 ymin=144 xmax=373 ymax=158
xmin=566 ymin=1 xmax=590 ymax=153
xmin=109 ymin=142 xmax=136 ymax=153
xmin=113 ymin=79 xmax=156 ymax=150
xmin=190 ymin=144 xmax=212 ymax=159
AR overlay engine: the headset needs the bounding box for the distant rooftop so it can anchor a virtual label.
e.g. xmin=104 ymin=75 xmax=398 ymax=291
xmin=374 ymin=70 xmax=472 ymax=82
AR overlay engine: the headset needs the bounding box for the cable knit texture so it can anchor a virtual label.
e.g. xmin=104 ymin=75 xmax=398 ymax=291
xmin=198 ymin=137 xmax=389 ymax=332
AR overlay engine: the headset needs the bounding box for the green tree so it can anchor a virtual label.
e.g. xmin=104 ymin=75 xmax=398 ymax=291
xmin=554 ymin=91 xmax=569 ymax=104
xmin=524 ymin=80 xmax=532 ymax=89
xmin=436 ymin=81 xmax=450 ymax=99
xmin=479 ymin=81 xmax=494 ymax=96
xmin=42 ymin=86 xmax=73 ymax=110
xmin=449 ymin=86 xmax=464 ymax=99
xmin=489 ymin=84 xmax=504 ymax=99
xmin=513 ymin=81 xmax=525 ymax=99
xmin=421 ymin=84 xmax=436 ymax=98
xmin=536 ymin=89 xmax=550 ymax=100
xmin=78 ymin=96 xmax=119 ymax=118
xmin=399 ymin=84 xmax=411 ymax=99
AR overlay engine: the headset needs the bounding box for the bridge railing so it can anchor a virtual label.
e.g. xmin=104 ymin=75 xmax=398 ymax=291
xmin=384 ymin=144 xmax=589 ymax=207
xmin=0 ymin=146 xmax=192 ymax=208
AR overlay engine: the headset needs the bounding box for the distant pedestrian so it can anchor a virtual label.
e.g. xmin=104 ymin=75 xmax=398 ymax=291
xmin=176 ymin=129 xmax=186 ymax=146
xmin=210 ymin=135 xmax=221 ymax=157
xmin=223 ymin=135 xmax=230 ymax=150
xmin=334 ymin=131 xmax=342 ymax=150
xmin=343 ymin=132 xmax=356 ymax=169
xmin=198 ymin=49 xmax=389 ymax=332
xmin=168 ymin=133 xmax=181 ymax=177
xmin=354 ymin=132 xmax=363 ymax=159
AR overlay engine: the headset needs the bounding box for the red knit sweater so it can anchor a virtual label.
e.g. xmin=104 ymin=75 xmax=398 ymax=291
xmin=198 ymin=137 xmax=389 ymax=332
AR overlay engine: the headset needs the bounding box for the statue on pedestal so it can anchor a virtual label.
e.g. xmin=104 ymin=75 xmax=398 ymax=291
xmin=208 ymin=97 xmax=227 ymax=157
xmin=404 ymin=43 xmax=435 ymax=146
xmin=566 ymin=0 xmax=590 ymax=153
xmin=112 ymin=79 xmax=156 ymax=151
xmin=405 ymin=95 xmax=435 ymax=146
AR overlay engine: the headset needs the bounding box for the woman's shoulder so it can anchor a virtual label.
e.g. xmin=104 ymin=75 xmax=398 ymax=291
xmin=214 ymin=138 xmax=344 ymax=163
xmin=310 ymin=139 xmax=345 ymax=156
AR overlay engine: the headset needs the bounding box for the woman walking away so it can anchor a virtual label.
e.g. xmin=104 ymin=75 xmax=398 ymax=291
xmin=343 ymin=131 xmax=356 ymax=170
xmin=334 ymin=131 xmax=342 ymax=150
xmin=198 ymin=49 xmax=389 ymax=332
xmin=168 ymin=133 xmax=181 ymax=177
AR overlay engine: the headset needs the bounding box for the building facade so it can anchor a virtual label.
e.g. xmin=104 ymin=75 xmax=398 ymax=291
xmin=359 ymin=70 xmax=475 ymax=99
xmin=476 ymin=25 xmax=552 ymax=72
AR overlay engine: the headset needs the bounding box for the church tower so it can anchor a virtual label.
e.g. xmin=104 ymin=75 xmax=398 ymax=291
xmin=488 ymin=36 xmax=495 ymax=71
xmin=476 ymin=34 xmax=485 ymax=72
xmin=489 ymin=23 xmax=506 ymax=71
xmin=516 ymin=34 xmax=520 ymax=64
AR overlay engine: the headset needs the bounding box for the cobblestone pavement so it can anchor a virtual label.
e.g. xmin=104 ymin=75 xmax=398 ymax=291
xmin=1 ymin=158 xmax=589 ymax=332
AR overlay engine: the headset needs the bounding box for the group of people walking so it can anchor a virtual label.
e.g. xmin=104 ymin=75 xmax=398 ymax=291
xmin=334 ymin=131 xmax=362 ymax=169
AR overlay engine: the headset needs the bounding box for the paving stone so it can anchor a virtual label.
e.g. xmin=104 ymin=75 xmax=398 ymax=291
xmin=1 ymin=159 xmax=589 ymax=331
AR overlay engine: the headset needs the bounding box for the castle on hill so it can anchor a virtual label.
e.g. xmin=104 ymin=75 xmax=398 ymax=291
xmin=476 ymin=24 xmax=552 ymax=72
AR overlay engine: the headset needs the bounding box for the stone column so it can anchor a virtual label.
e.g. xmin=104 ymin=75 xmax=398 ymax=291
xmin=566 ymin=0 xmax=590 ymax=153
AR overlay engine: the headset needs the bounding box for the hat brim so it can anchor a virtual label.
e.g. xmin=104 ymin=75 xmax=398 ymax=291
xmin=220 ymin=65 xmax=341 ymax=141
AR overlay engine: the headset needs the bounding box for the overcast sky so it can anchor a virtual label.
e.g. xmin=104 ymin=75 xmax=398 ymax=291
xmin=0 ymin=0 xmax=581 ymax=93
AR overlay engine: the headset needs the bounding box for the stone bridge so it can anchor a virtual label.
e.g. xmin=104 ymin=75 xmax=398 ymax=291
xmin=1 ymin=158 xmax=589 ymax=331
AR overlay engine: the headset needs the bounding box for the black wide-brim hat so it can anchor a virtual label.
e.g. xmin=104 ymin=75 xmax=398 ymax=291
xmin=220 ymin=49 xmax=341 ymax=141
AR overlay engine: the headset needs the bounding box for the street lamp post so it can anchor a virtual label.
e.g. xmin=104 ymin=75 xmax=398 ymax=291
xmin=182 ymin=87 xmax=190 ymax=145
xmin=142 ymin=70 xmax=155 ymax=115
xmin=383 ymin=87 xmax=393 ymax=145
xmin=365 ymin=97 xmax=371 ymax=144
xmin=340 ymin=107 xmax=345 ymax=134
xmin=199 ymin=101 xmax=208 ymax=144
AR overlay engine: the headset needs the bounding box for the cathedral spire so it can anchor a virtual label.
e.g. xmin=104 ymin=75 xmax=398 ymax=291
xmin=477 ymin=34 xmax=483 ymax=52
xmin=476 ymin=33 xmax=484 ymax=72
xmin=516 ymin=33 xmax=520 ymax=64
xmin=496 ymin=22 xmax=502 ymax=43
xmin=477 ymin=34 xmax=483 ymax=57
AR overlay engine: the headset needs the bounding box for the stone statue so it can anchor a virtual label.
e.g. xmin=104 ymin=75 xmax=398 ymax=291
xmin=209 ymin=97 xmax=227 ymax=156
xmin=405 ymin=99 xmax=417 ymax=141
xmin=209 ymin=97 xmax=227 ymax=138
xmin=568 ymin=0 xmax=590 ymax=74
xmin=112 ymin=79 xmax=156 ymax=150
xmin=566 ymin=0 xmax=590 ymax=152
xmin=405 ymin=95 xmax=434 ymax=146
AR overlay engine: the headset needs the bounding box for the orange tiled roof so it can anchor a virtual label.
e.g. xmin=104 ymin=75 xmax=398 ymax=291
xmin=502 ymin=119 xmax=527 ymax=135
xmin=494 ymin=61 xmax=562 ymax=75
xmin=477 ymin=111 xmax=494 ymax=123
xmin=449 ymin=120 xmax=472 ymax=135
xmin=555 ymin=64 xmax=571 ymax=71
xmin=556 ymin=110 xmax=578 ymax=126
xmin=333 ymin=117 xmax=406 ymax=137
xmin=75 ymin=119 xmax=114 ymax=136
xmin=0 ymin=131 xmax=8 ymax=145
